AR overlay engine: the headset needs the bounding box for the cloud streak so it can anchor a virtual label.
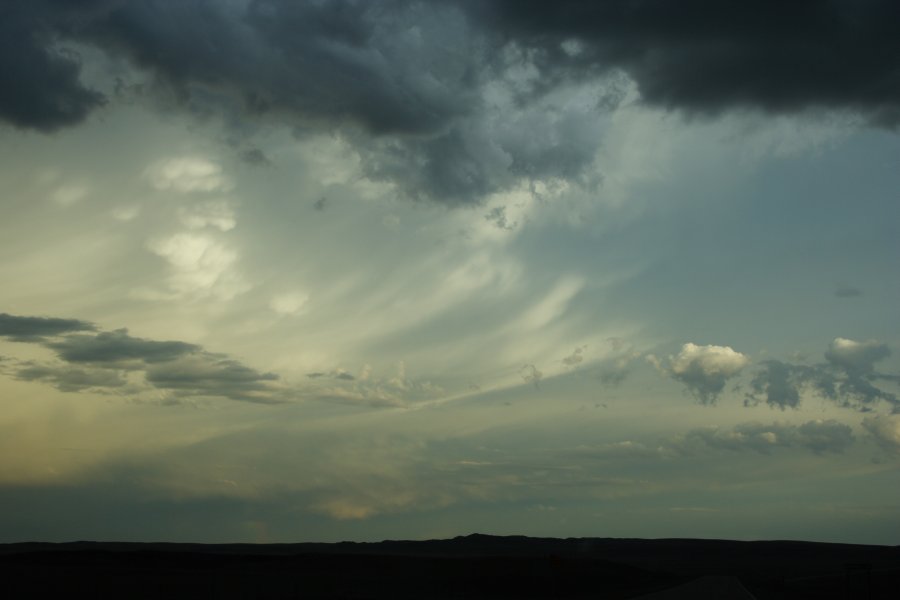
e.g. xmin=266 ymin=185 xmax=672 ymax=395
xmin=671 ymin=420 xmax=855 ymax=456
xmin=0 ymin=313 xmax=96 ymax=342
xmin=1 ymin=313 xmax=283 ymax=404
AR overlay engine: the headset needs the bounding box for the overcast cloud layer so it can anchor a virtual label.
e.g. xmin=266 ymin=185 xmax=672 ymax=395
xmin=1 ymin=0 xmax=899 ymax=544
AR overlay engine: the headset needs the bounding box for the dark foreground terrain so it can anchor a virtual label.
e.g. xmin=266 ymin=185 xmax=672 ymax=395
xmin=2 ymin=534 xmax=898 ymax=599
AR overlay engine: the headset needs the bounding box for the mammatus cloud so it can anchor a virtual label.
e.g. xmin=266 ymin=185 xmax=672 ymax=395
xmin=0 ymin=313 xmax=96 ymax=342
xmin=746 ymin=338 xmax=897 ymax=412
xmin=661 ymin=343 xmax=750 ymax=404
xmin=671 ymin=420 xmax=854 ymax=456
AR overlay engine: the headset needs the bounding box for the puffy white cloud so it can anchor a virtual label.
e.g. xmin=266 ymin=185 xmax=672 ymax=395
xmin=145 ymin=157 xmax=233 ymax=194
xmin=825 ymin=338 xmax=891 ymax=373
xmin=667 ymin=343 xmax=750 ymax=404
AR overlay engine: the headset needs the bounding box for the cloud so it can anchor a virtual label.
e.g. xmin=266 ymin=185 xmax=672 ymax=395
xmin=144 ymin=354 xmax=280 ymax=403
xmin=825 ymin=338 xmax=891 ymax=374
xmin=306 ymin=370 xmax=355 ymax=382
xmin=0 ymin=315 xmax=288 ymax=404
xmin=672 ymin=420 xmax=855 ymax=456
xmin=474 ymin=0 xmax=900 ymax=126
xmin=861 ymin=414 xmax=900 ymax=454
xmin=595 ymin=338 xmax=641 ymax=386
xmin=147 ymin=233 xmax=247 ymax=300
xmin=178 ymin=200 xmax=237 ymax=232
xmin=746 ymin=339 xmax=898 ymax=412
xmin=745 ymin=360 xmax=804 ymax=410
xmin=14 ymin=363 xmax=127 ymax=393
xmin=269 ymin=291 xmax=309 ymax=316
xmin=561 ymin=345 xmax=585 ymax=367
xmin=519 ymin=364 xmax=543 ymax=389
xmin=145 ymin=157 xmax=234 ymax=194
xmin=834 ymin=283 xmax=862 ymax=298
xmin=0 ymin=1 xmax=608 ymax=206
xmin=46 ymin=329 xmax=198 ymax=367
xmin=0 ymin=313 xmax=96 ymax=342
xmin=666 ymin=343 xmax=750 ymax=404
xmin=0 ymin=5 xmax=105 ymax=131
xmin=6 ymin=0 xmax=899 ymax=214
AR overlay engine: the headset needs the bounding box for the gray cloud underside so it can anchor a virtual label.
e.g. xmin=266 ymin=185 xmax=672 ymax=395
xmin=5 ymin=0 xmax=900 ymax=205
xmin=1 ymin=313 xmax=282 ymax=404
xmin=476 ymin=0 xmax=900 ymax=124
xmin=671 ymin=420 xmax=855 ymax=456
xmin=0 ymin=312 xmax=96 ymax=342
xmin=746 ymin=360 xmax=898 ymax=413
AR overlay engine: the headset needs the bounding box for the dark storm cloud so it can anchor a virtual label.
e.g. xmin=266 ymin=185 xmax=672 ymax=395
xmin=46 ymin=328 xmax=198 ymax=366
xmin=0 ymin=312 xmax=96 ymax=341
xmin=7 ymin=1 xmax=900 ymax=205
xmin=474 ymin=0 xmax=900 ymax=125
xmin=5 ymin=0 xmax=474 ymax=135
xmin=0 ymin=3 xmax=105 ymax=132
xmin=672 ymin=420 xmax=854 ymax=456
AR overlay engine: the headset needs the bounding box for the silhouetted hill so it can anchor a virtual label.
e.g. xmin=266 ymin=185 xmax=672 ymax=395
xmin=2 ymin=535 xmax=898 ymax=599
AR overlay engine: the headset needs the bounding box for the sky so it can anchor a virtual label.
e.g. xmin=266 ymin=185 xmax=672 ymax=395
xmin=1 ymin=0 xmax=899 ymax=545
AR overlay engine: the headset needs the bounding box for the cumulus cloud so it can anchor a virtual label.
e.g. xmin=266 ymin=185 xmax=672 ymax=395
xmin=825 ymin=338 xmax=891 ymax=374
xmin=672 ymin=420 xmax=855 ymax=456
xmin=746 ymin=339 xmax=898 ymax=412
xmin=861 ymin=414 xmax=900 ymax=454
xmin=0 ymin=312 xmax=95 ymax=342
xmin=745 ymin=360 xmax=804 ymax=410
xmin=666 ymin=343 xmax=750 ymax=404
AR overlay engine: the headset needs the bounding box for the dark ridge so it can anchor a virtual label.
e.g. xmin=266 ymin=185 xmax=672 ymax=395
xmin=2 ymin=535 xmax=898 ymax=599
